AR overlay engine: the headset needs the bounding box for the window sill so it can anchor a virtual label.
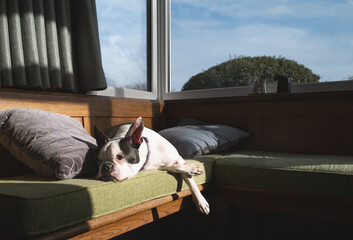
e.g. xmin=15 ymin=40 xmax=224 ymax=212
xmin=88 ymin=86 xmax=157 ymax=100
xmin=163 ymin=80 xmax=353 ymax=100
xmin=88 ymin=80 xmax=353 ymax=101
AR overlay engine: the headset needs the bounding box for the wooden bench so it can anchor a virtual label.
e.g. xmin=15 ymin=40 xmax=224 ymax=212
xmin=1 ymin=88 xmax=353 ymax=239
xmin=164 ymin=90 xmax=353 ymax=225
xmin=0 ymin=88 xmax=187 ymax=239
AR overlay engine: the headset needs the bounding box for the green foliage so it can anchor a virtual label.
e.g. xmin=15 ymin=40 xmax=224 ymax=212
xmin=182 ymin=56 xmax=320 ymax=91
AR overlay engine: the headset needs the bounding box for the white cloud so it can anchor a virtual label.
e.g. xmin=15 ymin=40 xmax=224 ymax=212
xmin=172 ymin=20 xmax=353 ymax=90
xmin=172 ymin=0 xmax=294 ymax=20
xmin=96 ymin=0 xmax=147 ymax=88
xmin=100 ymin=34 xmax=146 ymax=88
xmin=171 ymin=0 xmax=353 ymax=90
xmin=265 ymin=5 xmax=292 ymax=16
xmin=95 ymin=0 xmax=353 ymax=91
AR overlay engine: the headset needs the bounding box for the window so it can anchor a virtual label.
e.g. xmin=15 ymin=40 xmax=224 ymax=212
xmin=93 ymin=0 xmax=353 ymax=100
xmin=170 ymin=0 xmax=353 ymax=94
xmin=96 ymin=0 xmax=151 ymax=93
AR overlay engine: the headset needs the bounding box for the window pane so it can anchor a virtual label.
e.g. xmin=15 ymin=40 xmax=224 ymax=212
xmin=171 ymin=0 xmax=353 ymax=92
xmin=96 ymin=0 xmax=149 ymax=91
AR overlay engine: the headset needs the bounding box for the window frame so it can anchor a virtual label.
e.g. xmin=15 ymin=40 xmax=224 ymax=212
xmin=92 ymin=0 xmax=353 ymax=100
xmin=162 ymin=0 xmax=353 ymax=100
xmin=90 ymin=0 xmax=158 ymax=100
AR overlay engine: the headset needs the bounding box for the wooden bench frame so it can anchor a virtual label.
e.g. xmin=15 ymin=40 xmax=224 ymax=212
xmin=1 ymin=88 xmax=353 ymax=239
xmin=33 ymin=185 xmax=207 ymax=240
xmin=214 ymin=184 xmax=353 ymax=225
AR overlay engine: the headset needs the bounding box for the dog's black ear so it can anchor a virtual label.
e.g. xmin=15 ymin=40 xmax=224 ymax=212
xmin=126 ymin=117 xmax=144 ymax=148
xmin=94 ymin=126 xmax=109 ymax=149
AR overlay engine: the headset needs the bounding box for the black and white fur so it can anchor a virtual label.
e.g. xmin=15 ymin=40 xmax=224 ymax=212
xmin=94 ymin=117 xmax=210 ymax=215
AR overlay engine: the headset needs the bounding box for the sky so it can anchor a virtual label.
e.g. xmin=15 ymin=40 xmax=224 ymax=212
xmin=171 ymin=0 xmax=353 ymax=91
xmin=96 ymin=0 xmax=147 ymax=89
xmin=96 ymin=0 xmax=353 ymax=92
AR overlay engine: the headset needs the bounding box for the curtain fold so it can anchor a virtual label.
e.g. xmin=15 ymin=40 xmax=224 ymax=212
xmin=0 ymin=0 xmax=107 ymax=93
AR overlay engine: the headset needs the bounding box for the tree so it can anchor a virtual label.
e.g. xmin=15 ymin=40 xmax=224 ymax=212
xmin=182 ymin=56 xmax=320 ymax=91
xmin=344 ymin=75 xmax=353 ymax=81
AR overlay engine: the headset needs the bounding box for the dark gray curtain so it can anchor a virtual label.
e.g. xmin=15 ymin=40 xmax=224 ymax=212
xmin=0 ymin=0 xmax=107 ymax=93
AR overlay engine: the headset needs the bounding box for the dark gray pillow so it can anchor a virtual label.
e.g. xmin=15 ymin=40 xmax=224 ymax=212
xmin=159 ymin=124 xmax=249 ymax=158
xmin=0 ymin=108 xmax=98 ymax=179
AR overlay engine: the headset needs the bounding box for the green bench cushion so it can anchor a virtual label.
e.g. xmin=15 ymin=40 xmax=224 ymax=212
xmin=0 ymin=155 xmax=220 ymax=237
xmin=215 ymin=150 xmax=353 ymax=197
xmin=4 ymin=150 xmax=353 ymax=237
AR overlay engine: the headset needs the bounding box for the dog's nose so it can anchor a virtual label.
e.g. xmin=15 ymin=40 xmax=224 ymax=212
xmin=103 ymin=162 xmax=114 ymax=172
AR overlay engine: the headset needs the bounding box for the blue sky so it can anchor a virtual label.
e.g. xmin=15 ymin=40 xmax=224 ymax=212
xmin=172 ymin=0 xmax=353 ymax=90
xmin=171 ymin=0 xmax=353 ymax=91
xmin=96 ymin=0 xmax=147 ymax=88
xmin=96 ymin=0 xmax=353 ymax=91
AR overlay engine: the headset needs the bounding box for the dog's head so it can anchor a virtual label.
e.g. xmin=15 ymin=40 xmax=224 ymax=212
xmin=94 ymin=117 xmax=144 ymax=182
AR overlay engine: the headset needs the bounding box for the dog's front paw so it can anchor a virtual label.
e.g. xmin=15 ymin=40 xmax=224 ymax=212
xmin=184 ymin=163 xmax=204 ymax=177
xmin=194 ymin=195 xmax=210 ymax=215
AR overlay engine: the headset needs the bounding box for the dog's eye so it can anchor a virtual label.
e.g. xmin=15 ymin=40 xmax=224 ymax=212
xmin=116 ymin=155 xmax=124 ymax=160
xmin=97 ymin=159 xmax=103 ymax=166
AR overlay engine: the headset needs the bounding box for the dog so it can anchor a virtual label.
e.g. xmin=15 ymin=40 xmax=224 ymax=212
xmin=252 ymin=70 xmax=272 ymax=94
xmin=94 ymin=117 xmax=210 ymax=215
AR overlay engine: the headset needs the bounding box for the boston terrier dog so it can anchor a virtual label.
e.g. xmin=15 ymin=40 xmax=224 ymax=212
xmin=94 ymin=117 xmax=210 ymax=215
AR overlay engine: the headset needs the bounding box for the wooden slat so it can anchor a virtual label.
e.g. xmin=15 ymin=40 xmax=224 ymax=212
xmin=165 ymin=91 xmax=353 ymax=118
xmin=70 ymin=198 xmax=192 ymax=240
xmin=83 ymin=117 xmax=154 ymax=136
xmin=214 ymin=184 xmax=353 ymax=224
xmin=262 ymin=115 xmax=353 ymax=154
xmin=34 ymin=185 xmax=205 ymax=240
xmin=164 ymin=90 xmax=353 ymax=154
xmin=73 ymin=117 xmax=83 ymax=125
xmin=0 ymin=88 xmax=162 ymax=118
xmin=95 ymin=117 xmax=153 ymax=130
xmin=0 ymin=144 xmax=33 ymax=177
xmin=82 ymin=117 xmax=97 ymax=135
xmin=83 ymin=117 xmax=145 ymax=136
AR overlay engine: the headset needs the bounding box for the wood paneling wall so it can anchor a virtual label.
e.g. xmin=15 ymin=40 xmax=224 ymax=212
xmin=164 ymin=91 xmax=353 ymax=155
xmin=1 ymin=88 xmax=353 ymax=176
xmin=0 ymin=89 xmax=163 ymax=134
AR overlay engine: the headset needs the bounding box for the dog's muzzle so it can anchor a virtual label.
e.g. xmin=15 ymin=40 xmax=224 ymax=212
xmin=102 ymin=175 xmax=119 ymax=182
xmin=102 ymin=161 xmax=114 ymax=172
xmin=99 ymin=161 xmax=128 ymax=182
xmin=100 ymin=162 xmax=116 ymax=180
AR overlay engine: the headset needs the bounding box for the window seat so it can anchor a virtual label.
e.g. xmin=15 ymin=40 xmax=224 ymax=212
xmin=215 ymin=150 xmax=353 ymax=198
xmin=1 ymin=89 xmax=353 ymax=239
xmin=0 ymin=156 xmax=217 ymax=238
xmin=2 ymin=151 xmax=353 ymax=239
xmin=213 ymin=150 xmax=353 ymax=226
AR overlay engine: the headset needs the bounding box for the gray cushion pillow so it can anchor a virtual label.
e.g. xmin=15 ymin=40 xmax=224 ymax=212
xmin=159 ymin=124 xmax=250 ymax=158
xmin=0 ymin=108 xmax=98 ymax=179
